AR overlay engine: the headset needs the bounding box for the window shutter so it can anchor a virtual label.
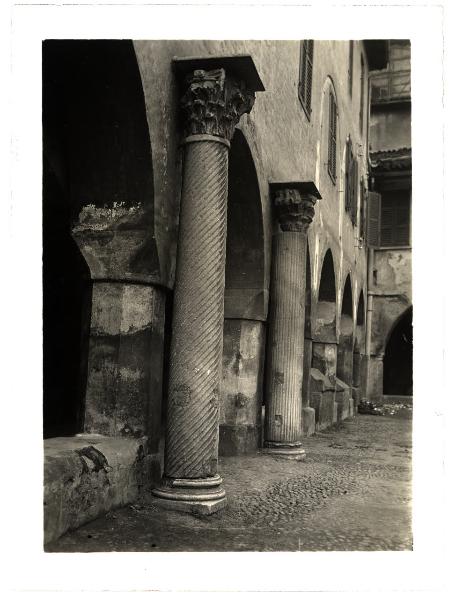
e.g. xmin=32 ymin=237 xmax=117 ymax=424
xmin=367 ymin=191 xmax=381 ymax=247
xmin=305 ymin=41 xmax=314 ymax=113
xmin=360 ymin=179 xmax=366 ymax=240
xmin=299 ymin=40 xmax=314 ymax=117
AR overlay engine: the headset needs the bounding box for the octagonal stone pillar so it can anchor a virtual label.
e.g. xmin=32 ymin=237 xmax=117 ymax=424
xmin=152 ymin=56 xmax=264 ymax=514
xmin=264 ymin=182 xmax=320 ymax=459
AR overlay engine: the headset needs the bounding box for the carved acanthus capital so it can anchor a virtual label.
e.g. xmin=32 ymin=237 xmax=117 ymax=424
xmin=273 ymin=188 xmax=317 ymax=232
xmin=180 ymin=68 xmax=255 ymax=141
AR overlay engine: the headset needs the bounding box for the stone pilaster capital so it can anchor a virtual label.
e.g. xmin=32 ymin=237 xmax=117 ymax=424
xmin=173 ymin=55 xmax=264 ymax=141
xmin=270 ymin=181 xmax=321 ymax=233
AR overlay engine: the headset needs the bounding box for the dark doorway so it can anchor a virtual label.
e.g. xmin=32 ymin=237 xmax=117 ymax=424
xmin=43 ymin=39 xmax=155 ymax=438
xmin=43 ymin=157 xmax=91 ymax=438
xmin=383 ymin=307 xmax=413 ymax=395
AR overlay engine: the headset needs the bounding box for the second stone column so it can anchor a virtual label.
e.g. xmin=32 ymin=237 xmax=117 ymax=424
xmin=153 ymin=58 xmax=263 ymax=514
xmin=264 ymin=182 xmax=320 ymax=459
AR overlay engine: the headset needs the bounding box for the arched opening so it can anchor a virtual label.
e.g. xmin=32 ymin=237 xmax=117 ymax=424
xmin=316 ymin=248 xmax=337 ymax=341
xmin=220 ymin=129 xmax=266 ymax=455
xmin=357 ymin=290 xmax=365 ymax=326
xmin=352 ymin=289 xmax=365 ymax=405
xmin=304 ymin=243 xmax=312 ymax=339
xmin=43 ymin=40 xmax=157 ymax=438
xmin=42 ymin=156 xmax=91 ymax=438
xmin=302 ymin=243 xmax=313 ymax=413
xmin=337 ymin=275 xmax=354 ymax=385
xmin=383 ymin=306 xmax=413 ymax=396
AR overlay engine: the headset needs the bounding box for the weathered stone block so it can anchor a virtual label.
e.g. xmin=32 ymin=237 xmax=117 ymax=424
xmin=301 ymin=406 xmax=316 ymax=436
xmin=335 ymin=378 xmax=351 ymax=422
xmin=44 ymin=435 xmax=160 ymax=545
xmin=219 ymin=424 xmax=262 ymax=455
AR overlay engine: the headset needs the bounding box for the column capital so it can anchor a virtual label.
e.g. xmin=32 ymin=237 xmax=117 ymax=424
xmin=270 ymin=181 xmax=321 ymax=233
xmin=173 ymin=55 xmax=264 ymax=141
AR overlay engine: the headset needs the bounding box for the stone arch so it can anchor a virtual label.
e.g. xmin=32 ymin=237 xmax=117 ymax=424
xmin=337 ymin=274 xmax=355 ymax=385
xmin=220 ymin=129 xmax=266 ymax=455
xmin=383 ymin=306 xmax=413 ymax=396
xmin=224 ymin=128 xmax=265 ymax=320
xmin=315 ymin=248 xmax=337 ymax=342
xmin=301 ymin=240 xmax=314 ymax=415
xmin=43 ymin=40 xmax=159 ymax=439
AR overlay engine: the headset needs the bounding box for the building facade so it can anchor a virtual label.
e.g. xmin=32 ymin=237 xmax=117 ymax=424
xmin=43 ymin=39 xmax=399 ymax=542
xmin=366 ymin=40 xmax=412 ymax=402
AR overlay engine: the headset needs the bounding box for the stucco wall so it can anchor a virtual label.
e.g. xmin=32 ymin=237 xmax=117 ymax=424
xmin=133 ymin=40 xmax=370 ymax=334
xmin=370 ymin=248 xmax=412 ymax=356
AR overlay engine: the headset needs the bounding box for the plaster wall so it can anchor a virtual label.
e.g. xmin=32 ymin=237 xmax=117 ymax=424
xmin=133 ymin=40 xmax=369 ymax=313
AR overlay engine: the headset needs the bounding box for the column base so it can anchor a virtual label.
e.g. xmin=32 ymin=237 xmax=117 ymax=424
xmin=263 ymin=441 xmax=306 ymax=461
xmin=152 ymin=474 xmax=227 ymax=515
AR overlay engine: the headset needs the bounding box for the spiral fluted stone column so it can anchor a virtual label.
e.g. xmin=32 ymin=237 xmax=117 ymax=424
xmin=264 ymin=182 xmax=320 ymax=459
xmin=152 ymin=58 xmax=263 ymax=514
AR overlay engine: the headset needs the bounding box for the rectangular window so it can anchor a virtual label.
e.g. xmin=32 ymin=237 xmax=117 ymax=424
xmin=380 ymin=190 xmax=411 ymax=246
xmin=359 ymin=179 xmax=366 ymax=241
xmin=327 ymin=91 xmax=337 ymax=183
xmin=344 ymin=138 xmax=358 ymax=224
xmin=348 ymin=40 xmax=354 ymax=96
xmin=298 ymin=40 xmax=314 ymax=118
xmin=359 ymin=54 xmax=365 ymax=132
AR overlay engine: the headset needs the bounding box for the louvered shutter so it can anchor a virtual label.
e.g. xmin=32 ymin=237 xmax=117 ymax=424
xmin=299 ymin=40 xmax=314 ymax=116
xmin=367 ymin=191 xmax=381 ymax=247
xmin=395 ymin=201 xmax=410 ymax=245
xmin=305 ymin=41 xmax=314 ymax=113
xmin=299 ymin=41 xmax=307 ymax=104
xmin=380 ymin=197 xmax=394 ymax=246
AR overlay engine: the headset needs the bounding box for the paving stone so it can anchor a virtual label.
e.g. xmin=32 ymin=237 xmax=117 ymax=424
xmin=45 ymin=415 xmax=412 ymax=552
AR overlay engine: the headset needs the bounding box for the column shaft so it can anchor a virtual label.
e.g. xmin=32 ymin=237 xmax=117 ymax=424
xmin=164 ymin=139 xmax=228 ymax=479
xmin=265 ymin=232 xmax=307 ymax=449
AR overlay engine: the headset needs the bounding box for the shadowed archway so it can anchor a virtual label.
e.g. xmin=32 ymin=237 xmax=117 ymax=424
xmin=337 ymin=274 xmax=354 ymax=386
xmin=383 ymin=306 xmax=413 ymax=396
xmin=43 ymin=40 xmax=158 ymax=439
xmin=220 ymin=129 xmax=266 ymax=455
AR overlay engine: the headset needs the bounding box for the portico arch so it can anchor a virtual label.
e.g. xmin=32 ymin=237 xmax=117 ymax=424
xmin=220 ymin=129 xmax=266 ymax=455
xmin=43 ymin=40 xmax=163 ymax=445
xmin=337 ymin=274 xmax=355 ymax=386
xmin=312 ymin=248 xmax=338 ymax=384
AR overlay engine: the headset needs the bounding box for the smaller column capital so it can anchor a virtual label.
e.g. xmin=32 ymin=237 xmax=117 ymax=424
xmin=270 ymin=181 xmax=321 ymax=233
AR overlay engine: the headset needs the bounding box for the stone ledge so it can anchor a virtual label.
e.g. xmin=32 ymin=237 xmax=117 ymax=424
xmin=44 ymin=434 xmax=161 ymax=545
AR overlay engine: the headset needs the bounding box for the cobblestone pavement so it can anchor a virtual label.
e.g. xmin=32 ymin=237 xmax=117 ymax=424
xmin=46 ymin=414 xmax=412 ymax=552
